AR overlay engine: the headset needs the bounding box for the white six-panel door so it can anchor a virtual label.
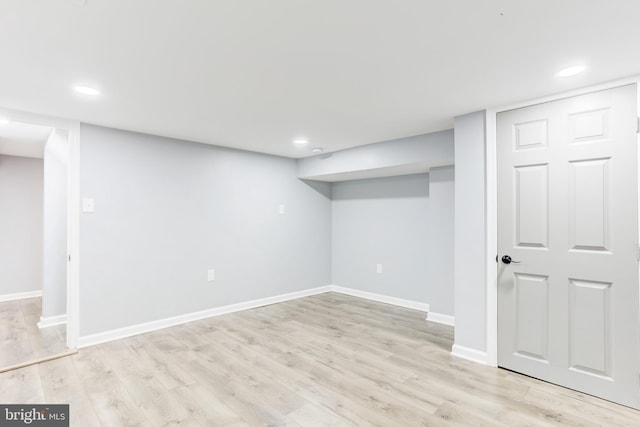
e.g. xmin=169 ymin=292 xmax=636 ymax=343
xmin=497 ymin=84 xmax=640 ymax=409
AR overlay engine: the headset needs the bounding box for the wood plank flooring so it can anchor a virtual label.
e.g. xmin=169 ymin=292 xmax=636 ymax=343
xmin=1 ymin=292 xmax=640 ymax=426
xmin=0 ymin=297 xmax=67 ymax=369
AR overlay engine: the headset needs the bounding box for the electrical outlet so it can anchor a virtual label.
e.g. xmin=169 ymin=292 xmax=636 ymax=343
xmin=82 ymin=198 xmax=95 ymax=213
xmin=376 ymin=264 xmax=383 ymax=274
xmin=207 ymin=269 xmax=215 ymax=282
xmin=279 ymin=204 xmax=285 ymax=215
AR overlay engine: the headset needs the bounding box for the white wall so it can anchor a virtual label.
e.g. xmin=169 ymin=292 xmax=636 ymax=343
xmin=426 ymin=166 xmax=455 ymax=317
xmin=453 ymin=111 xmax=487 ymax=357
xmin=331 ymin=170 xmax=454 ymax=313
xmin=79 ymin=125 xmax=332 ymax=337
xmin=41 ymin=129 xmax=68 ymax=318
xmin=0 ymin=154 xmax=44 ymax=296
xmin=332 ymin=173 xmax=439 ymax=307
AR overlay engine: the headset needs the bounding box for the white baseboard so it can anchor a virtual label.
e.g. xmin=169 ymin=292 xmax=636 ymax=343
xmin=78 ymin=284 xmax=433 ymax=349
xmin=426 ymin=312 xmax=455 ymax=326
xmin=78 ymin=285 xmax=332 ymax=348
xmin=330 ymin=285 xmax=430 ymax=312
xmin=0 ymin=290 xmax=42 ymax=302
xmin=451 ymin=344 xmax=489 ymax=365
xmin=37 ymin=314 xmax=67 ymax=329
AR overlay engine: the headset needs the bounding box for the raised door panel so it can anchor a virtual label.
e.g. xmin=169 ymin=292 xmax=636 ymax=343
xmin=568 ymin=279 xmax=612 ymax=379
xmin=568 ymin=158 xmax=611 ymax=252
xmin=514 ymin=164 xmax=548 ymax=249
xmin=569 ymin=108 xmax=609 ymax=144
xmin=514 ymin=274 xmax=549 ymax=363
xmin=514 ymin=120 xmax=548 ymax=150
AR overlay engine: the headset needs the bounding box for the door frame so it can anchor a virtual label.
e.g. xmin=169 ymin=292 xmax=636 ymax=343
xmin=0 ymin=107 xmax=80 ymax=349
xmin=485 ymin=75 xmax=640 ymax=367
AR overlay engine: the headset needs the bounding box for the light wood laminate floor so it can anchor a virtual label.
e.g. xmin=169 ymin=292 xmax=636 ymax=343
xmin=1 ymin=292 xmax=639 ymax=426
xmin=0 ymin=297 xmax=66 ymax=369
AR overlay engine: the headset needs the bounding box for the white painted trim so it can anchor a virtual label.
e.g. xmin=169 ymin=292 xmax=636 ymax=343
xmin=78 ymin=284 xmax=432 ymax=348
xmin=485 ymin=109 xmax=498 ymax=368
xmin=37 ymin=314 xmax=67 ymax=329
xmin=451 ymin=344 xmax=489 ymax=365
xmin=78 ymin=286 xmax=332 ymax=348
xmin=330 ymin=286 xmax=430 ymax=312
xmin=637 ymin=82 xmax=640 ymax=344
xmin=492 ymin=75 xmax=640 ymax=114
xmin=0 ymin=290 xmax=42 ymax=302
xmin=486 ymin=76 xmax=640 ymax=369
xmin=66 ymin=120 xmax=80 ymax=350
xmin=426 ymin=312 xmax=455 ymax=326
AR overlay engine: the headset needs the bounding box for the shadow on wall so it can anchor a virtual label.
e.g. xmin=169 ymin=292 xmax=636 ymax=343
xmin=330 ymin=173 xmax=429 ymax=200
xmin=300 ymin=179 xmax=332 ymax=199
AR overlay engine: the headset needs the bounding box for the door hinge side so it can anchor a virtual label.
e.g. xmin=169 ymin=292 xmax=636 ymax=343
xmin=636 ymin=246 xmax=640 ymax=261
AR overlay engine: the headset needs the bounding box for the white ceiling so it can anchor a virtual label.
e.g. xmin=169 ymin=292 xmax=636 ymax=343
xmin=0 ymin=0 xmax=639 ymax=158
xmin=0 ymin=121 xmax=53 ymax=158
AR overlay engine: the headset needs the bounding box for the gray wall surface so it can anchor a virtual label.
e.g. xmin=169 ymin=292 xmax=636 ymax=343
xmin=453 ymin=111 xmax=487 ymax=352
xmin=42 ymin=130 xmax=68 ymax=318
xmin=331 ymin=174 xmax=431 ymax=303
xmin=79 ymin=124 xmax=332 ymax=337
xmin=0 ymin=155 xmax=44 ymax=296
xmin=426 ymin=166 xmax=455 ymax=316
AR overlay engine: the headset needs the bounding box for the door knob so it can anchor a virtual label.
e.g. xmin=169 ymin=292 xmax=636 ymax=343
xmin=501 ymin=255 xmax=520 ymax=264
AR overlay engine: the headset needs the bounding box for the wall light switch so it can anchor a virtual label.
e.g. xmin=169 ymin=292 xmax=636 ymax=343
xmin=279 ymin=204 xmax=285 ymax=215
xmin=207 ymin=269 xmax=215 ymax=282
xmin=82 ymin=198 xmax=95 ymax=213
xmin=376 ymin=264 xmax=383 ymax=274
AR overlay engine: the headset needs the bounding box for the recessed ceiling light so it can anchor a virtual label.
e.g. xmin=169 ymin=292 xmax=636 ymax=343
xmin=557 ymin=65 xmax=585 ymax=78
xmin=74 ymin=85 xmax=101 ymax=96
xmin=293 ymin=138 xmax=308 ymax=145
xmin=0 ymin=118 xmax=9 ymax=125
xmin=311 ymin=147 xmax=324 ymax=153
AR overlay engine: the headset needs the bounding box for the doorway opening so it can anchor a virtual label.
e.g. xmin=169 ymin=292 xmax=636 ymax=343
xmin=0 ymin=108 xmax=79 ymax=371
